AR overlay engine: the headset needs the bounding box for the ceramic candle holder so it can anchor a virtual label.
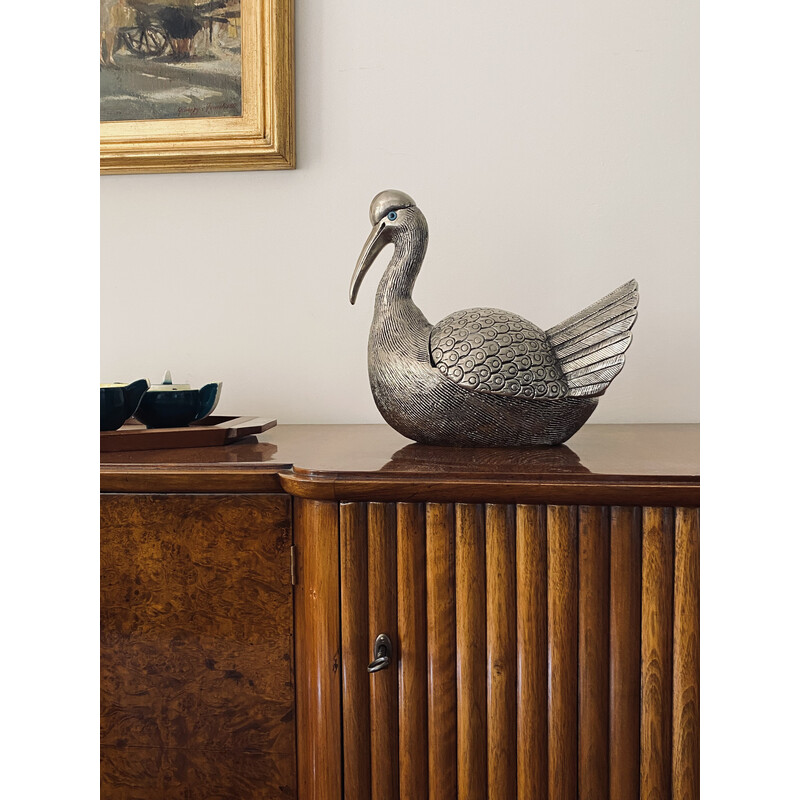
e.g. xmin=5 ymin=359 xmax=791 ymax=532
xmin=133 ymin=371 xmax=222 ymax=429
xmin=100 ymin=379 xmax=150 ymax=431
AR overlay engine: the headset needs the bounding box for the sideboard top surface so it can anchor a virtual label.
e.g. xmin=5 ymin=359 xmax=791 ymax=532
xmin=101 ymin=424 xmax=699 ymax=504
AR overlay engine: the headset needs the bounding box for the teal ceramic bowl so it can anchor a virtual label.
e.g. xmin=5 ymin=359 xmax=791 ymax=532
xmin=100 ymin=379 xmax=150 ymax=431
xmin=134 ymin=376 xmax=222 ymax=429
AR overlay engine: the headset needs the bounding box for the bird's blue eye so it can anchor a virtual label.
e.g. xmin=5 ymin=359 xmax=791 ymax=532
xmin=388 ymin=211 xmax=397 ymax=221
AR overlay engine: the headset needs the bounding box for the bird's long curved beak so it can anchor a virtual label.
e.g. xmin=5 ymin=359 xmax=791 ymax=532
xmin=350 ymin=221 xmax=390 ymax=304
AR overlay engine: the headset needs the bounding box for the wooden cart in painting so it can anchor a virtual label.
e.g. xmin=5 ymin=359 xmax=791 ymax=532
xmin=117 ymin=0 xmax=239 ymax=60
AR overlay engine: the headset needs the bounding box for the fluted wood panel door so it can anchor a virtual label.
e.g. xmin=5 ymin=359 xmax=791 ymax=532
xmin=337 ymin=503 xmax=699 ymax=800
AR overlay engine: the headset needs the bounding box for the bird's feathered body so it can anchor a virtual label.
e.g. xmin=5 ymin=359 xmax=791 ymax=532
xmin=351 ymin=190 xmax=638 ymax=446
xmin=430 ymin=308 xmax=564 ymax=399
xmin=429 ymin=279 xmax=638 ymax=401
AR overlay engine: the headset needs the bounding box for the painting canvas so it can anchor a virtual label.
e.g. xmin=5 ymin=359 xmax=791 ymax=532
xmin=100 ymin=0 xmax=243 ymax=122
xmin=100 ymin=0 xmax=294 ymax=174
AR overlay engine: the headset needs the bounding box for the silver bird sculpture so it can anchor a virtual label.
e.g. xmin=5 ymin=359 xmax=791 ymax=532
xmin=350 ymin=189 xmax=639 ymax=446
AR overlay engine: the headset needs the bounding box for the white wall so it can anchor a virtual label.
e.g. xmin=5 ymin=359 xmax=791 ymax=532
xmin=101 ymin=0 xmax=698 ymax=424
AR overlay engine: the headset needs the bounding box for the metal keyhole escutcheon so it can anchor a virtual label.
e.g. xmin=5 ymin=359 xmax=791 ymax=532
xmin=367 ymin=633 xmax=392 ymax=673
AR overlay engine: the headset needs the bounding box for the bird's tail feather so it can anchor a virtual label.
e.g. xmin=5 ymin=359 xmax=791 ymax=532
xmin=546 ymin=279 xmax=639 ymax=398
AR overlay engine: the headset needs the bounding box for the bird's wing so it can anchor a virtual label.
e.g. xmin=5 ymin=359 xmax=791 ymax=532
xmin=545 ymin=279 xmax=639 ymax=397
xmin=429 ymin=308 xmax=567 ymax=399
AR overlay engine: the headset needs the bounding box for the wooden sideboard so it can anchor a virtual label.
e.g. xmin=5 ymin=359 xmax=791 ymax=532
xmin=101 ymin=423 xmax=699 ymax=800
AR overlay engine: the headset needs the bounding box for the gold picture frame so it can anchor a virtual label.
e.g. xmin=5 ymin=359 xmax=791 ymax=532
xmin=100 ymin=0 xmax=294 ymax=174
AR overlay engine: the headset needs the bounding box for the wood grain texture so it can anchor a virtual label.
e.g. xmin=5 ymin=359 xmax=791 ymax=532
xmin=486 ymin=504 xmax=517 ymax=800
xmin=426 ymin=503 xmax=458 ymax=800
xmin=100 ymin=493 xmax=295 ymax=799
xmin=100 ymin=417 xmax=276 ymax=453
xmin=103 ymin=423 xmax=699 ymax=478
xmin=100 ymin=746 xmax=295 ymax=799
xmin=102 ymin=423 xmax=699 ymax=506
xmin=367 ymin=503 xmax=401 ymax=800
xmin=281 ymin=476 xmax=699 ymax=508
xmin=517 ymin=505 xmax=549 ymax=800
xmin=578 ymin=506 xmax=610 ymax=800
xmin=294 ymin=499 xmax=342 ymax=800
xmin=276 ymin=424 xmax=699 ymax=479
xmin=609 ymin=506 xmax=642 ymax=800
xmin=101 ymin=427 xmax=700 ymax=800
xmin=640 ymin=507 xmax=675 ymax=800
xmin=340 ymin=503 xmax=371 ymax=800
xmin=100 ymin=467 xmax=284 ymax=494
xmin=455 ymin=504 xmax=488 ymax=800
xmin=672 ymin=508 xmax=699 ymax=800
xmin=397 ymin=503 xmax=429 ymax=800
xmin=547 ymin=505 xmax=579 ymax=800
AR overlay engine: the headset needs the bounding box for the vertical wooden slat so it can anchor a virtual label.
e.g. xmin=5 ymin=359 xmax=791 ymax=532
xmin=640 ymin=507 xmax=674 ymax=800
xmin=517 ymin=504 xmax=548 ymax=800
xmin=486 ymin=504 xmax=517 ymax=800
xmin=455 ymin=503 xmax=488 ymax=800
xmin=578 ymin=506 xmax=610 ymax=800
xmin=340 ymin=503 xmax=371 ymax=800
xmin=294 ymin=499 xmax=342 ymax=800
xmin=672 ymin=508 xmax=699 ymax=800
xmin=427 ymin=503 xmax=458 ymax=800
xmin=610 ymin=506 xmax=642 ymax=800
xmin=397 ymin=502 xmax=429 ymax=800
xmin=367 ymin=503 xmax=400 ymax=800
xmin=548 ymin=504 xmax=579 ymax=800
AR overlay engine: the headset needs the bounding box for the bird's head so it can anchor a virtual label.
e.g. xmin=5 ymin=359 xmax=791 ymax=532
xmin=349 ymin=189 xmax=420 ymax=304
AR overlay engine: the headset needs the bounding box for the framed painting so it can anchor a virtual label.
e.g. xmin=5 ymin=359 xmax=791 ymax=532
xmin=100 ymin=0 xmax=294 ymax=174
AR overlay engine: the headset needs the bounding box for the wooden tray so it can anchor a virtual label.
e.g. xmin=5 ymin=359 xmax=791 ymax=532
xmin=100 ymin=416 xmax=277 ymax=452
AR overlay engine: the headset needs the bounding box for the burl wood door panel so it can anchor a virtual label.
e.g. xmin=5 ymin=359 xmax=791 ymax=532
xmin=101 ymin=493 xmax=296 ymax=799
xmin=336 ymin=502 xmax=698 ymax=800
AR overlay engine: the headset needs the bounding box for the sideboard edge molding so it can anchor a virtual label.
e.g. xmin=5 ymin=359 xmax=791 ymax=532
xmin=278 ymin=474 xmax=699 ymax=507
